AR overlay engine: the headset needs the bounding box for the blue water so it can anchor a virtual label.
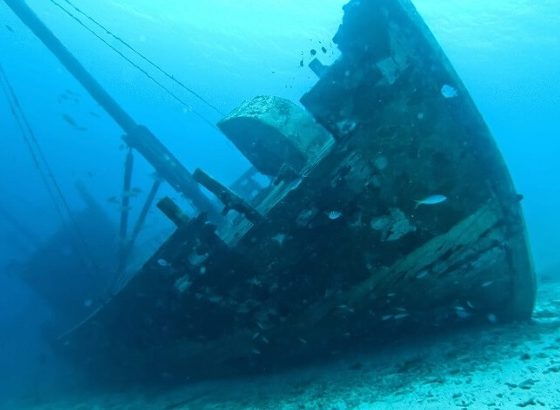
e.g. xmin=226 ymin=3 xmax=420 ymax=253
xmin=0 ymin=0 xmax=558 ymax=406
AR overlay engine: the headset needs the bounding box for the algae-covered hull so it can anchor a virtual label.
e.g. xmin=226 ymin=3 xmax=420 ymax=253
xmin=56 ymin=0 xmax=535 ymax=382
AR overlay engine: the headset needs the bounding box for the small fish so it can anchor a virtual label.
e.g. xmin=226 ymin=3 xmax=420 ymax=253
xmin=157 ymin=258 xmax=170 ymax=267
xmin=441 ymin=84 xmax=458 ymax=99
xmin=299 ymin=59 xmax=304 ymax=67
xmin=272 ymin=233 xmax=287 ymax=246
xmin=88 ymin=111 xmax=101 ymax=118
xmin=298 ymin=337 xmax=308 ymax=345
xmin=487 ymin=313 xmax=497 ymax=324
xmin=321 ymin=46 xmax=327 ymax=54
xmin=57 ymin=94 xmax=69 ymax=103
xmin=5 ymin=25 xmax=14 ymax=33
xmin=415 ymin=270 xmax=429 ymax=279
xmin=58 ymin=91 xmax=80 ymax=104
xmin=481 ymin=280 xmax=494 ymax=288
xmin=61 ymin=113 xmax=86 ymax=131
xmin=454 ymin=306 xmax=471 ymax=319
xmin=106 ymin=196 xmax=119 ymax=204
xmin=337 ymin=304 xmax=354 ymax=313
xmin=64 ymin=89 xmax=80 ymax=98
xmin=326 ymin=210 xmax=343 ymax=220
xmin=310 ymin=48 xmax=317 ymax=56
xmin=61 ymin=113 xmax=77 ymax=126
xmin=414 ymin=194 xmax=447 ymax=208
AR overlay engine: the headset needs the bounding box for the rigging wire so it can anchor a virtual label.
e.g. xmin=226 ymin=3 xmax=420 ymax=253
xmin=62 ymin=0 xmax=225 ymax=117
xmin=0 ymin=78 xmax=59 ymax=218
xmin=0 ymin=64 xmax=100 ymax=281
xmin=48 ymin=0 xmax=223 ymax=132
xmin=0 ymin=67 xmax=68 ymax=230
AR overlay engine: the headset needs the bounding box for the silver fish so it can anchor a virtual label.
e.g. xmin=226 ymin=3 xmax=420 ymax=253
xmin=481 ymin=280 xmax=494 ymax=288
xmin=415 ymin=194 xmax=447 ymax=208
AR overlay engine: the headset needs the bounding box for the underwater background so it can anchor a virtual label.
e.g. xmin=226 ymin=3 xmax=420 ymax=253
xmin=0 ymin=0 xmax=559 ymax=407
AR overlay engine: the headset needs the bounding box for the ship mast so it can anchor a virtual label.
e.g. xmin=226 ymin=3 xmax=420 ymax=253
xmin=2 ymin=0 xmax=219 ymax=220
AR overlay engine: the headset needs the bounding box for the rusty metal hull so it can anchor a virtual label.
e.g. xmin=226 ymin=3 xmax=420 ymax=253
xmin=56 ymin=0 xmax=535 ymax=382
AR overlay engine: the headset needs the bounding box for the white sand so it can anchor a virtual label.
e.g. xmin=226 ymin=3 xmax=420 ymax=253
xmin=3 ymin=278 xmax=559 ymax=410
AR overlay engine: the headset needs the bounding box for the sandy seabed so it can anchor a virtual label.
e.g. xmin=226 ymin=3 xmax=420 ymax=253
xmin=3 ymin=278 xmax=559 ymax=410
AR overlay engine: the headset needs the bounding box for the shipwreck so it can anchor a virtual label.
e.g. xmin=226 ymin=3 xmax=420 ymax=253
xmin=4 ymin=0 xmax=536 ymax=382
